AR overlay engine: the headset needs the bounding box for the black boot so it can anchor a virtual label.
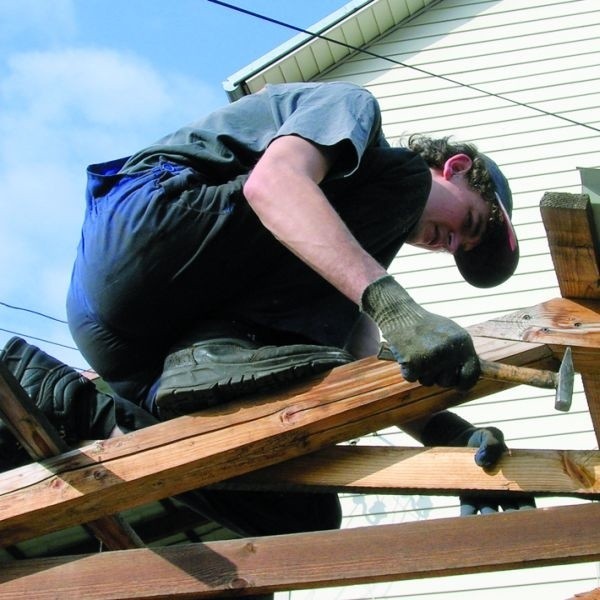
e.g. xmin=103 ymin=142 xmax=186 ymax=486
xmin=0 ymin=337 xmax=157 ymax=470
xmin=155 ymin=321 xmax=355 ymax=419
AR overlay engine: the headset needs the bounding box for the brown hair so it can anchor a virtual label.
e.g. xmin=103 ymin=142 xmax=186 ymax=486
xmin=406 ymin=135 xmax=497 ymax=204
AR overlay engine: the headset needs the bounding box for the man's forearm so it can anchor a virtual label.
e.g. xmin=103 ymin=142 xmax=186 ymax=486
xmin=244 ymin=136 xmax=387 ymax=305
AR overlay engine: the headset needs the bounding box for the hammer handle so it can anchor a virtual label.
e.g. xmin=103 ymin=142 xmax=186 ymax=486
xmin=479 ymin=359 xmax=557 ymax=389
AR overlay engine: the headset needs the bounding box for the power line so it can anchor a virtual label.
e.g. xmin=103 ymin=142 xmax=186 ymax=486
xmin=0 ymin=301 xmax=68 ymax=324
xmin=0 ymin=328 xmax=94 ymax=374
xmin=208 ymin=0 xmax=600 ymax=135
xmin=0 ymin=327 xmax=77 ymax=351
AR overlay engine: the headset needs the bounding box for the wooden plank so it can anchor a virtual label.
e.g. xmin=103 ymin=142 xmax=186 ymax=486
xmin=567 ymin=589 xmax=600 ymax=600
xmin=468 ymin=297 xmax=600 ymax=372
xmin=216 ymin=446 xmax=600 ymax=499
xmin=538 ymin=193 xmax=600 ymax=447
xmin=468 ymin=297 xmax=600 ymax=348
xmin=0 ymin=338 xmax=554 ymax=548
xmin=0 ymin=362 xmax=65 ymax=458
xmin=0 ymin=362 xmax=142 ymax=550
xmin=581 ymin=371 xmax=600 ymax=447
xmin=1 ymin=502 xmax=600 ymax=599
xmin=540 ymin=192 xmax=600 ymax=300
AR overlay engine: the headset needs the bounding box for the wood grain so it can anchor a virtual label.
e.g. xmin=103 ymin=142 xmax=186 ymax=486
xmin=1 ymin=503 xmax=599 ymax=598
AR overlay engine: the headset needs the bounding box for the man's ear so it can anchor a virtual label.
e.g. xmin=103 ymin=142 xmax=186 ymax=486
xmin=442 ymin=154 xmax=473 ymax=180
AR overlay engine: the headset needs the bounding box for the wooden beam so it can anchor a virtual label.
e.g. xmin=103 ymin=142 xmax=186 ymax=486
xmin=0 ymin=338 xmax=555 ymax=548
xmin=0 ymin=362 xmax=143 ymax=550
xmin=216 ymin=446 xmax=600 ymax=499
xmin=468 ymin=297 xmax=600 ymax=374
xmin=0 ymin=362 xmax=66 ymax=458
xmin=540 ymin=192 xmax=600 ymax=300
xmin=582 ymin=371 xmax=600 ymax=446
xmin=540 ymin=193 xmax=600 ymax=446
xmin=1 ymin=502 xmax=599 ymax=599
xmin=567 ymin=589 xmax=600 ymax=600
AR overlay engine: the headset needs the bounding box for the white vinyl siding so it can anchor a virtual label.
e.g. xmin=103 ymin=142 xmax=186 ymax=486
xmin=278 ymin=0 xmax=600 ymax=598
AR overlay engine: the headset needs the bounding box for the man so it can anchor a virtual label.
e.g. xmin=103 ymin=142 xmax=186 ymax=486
xmin=66 ymin=81 xmax=517 ymax=418
xmin=0 ymin=82 xmax=533 ymax=550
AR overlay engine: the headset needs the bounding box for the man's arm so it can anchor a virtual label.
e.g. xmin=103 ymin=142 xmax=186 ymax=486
xmin=243 ymin=135 xmax=387 ymax=304
xmin=244 ymin=135 xmax=479 ymax=390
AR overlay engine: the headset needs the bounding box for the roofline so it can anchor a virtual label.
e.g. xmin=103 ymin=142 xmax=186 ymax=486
xmin=222 ymin=0 xmax=375 ymax=101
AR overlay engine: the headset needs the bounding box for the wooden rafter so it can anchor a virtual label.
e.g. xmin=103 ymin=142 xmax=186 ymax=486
xmin=2 ymin=503 xmax=600 ymax=599
xmin=540 ymin=192 xmax=600 ymax=300
xmin=0 ymin=363 xmax=142 ymax=550
xmin=540 ymin=193 xmax=600 ymax=452
xmin=217 ymin=445 xmax=600 ymax=499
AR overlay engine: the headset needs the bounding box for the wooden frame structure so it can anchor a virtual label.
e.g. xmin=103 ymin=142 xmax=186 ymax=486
xmin=1 ymin=192 xmax=599 ymax=598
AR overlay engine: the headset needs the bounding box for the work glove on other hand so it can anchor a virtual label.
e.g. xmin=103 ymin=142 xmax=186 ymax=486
xmin=361 ymin=275 xmax=480 ymax=390
xmin=421 ymin=411 xmax=536 ymax=516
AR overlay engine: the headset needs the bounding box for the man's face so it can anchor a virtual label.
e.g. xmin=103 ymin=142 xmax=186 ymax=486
xmin=407 ymin=167 xmax=492 ymax=255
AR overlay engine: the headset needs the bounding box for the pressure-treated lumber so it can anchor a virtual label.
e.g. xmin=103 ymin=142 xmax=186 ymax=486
xmin=217 ymin=445 xmax=600 ymax=499
xmin=0 ymin=362 xmax=142 ymax=550
xmin=468 ymin=297 xmax=600 ymax=371
xmin=540 ymin=194 xmax=600 ymax=451
xmin=1 ymin=502 xmax=599 ymax=599
xmin=0 ymin=362 xmax=65 ymax=457
xmin=0 ymin=337 xmax=555 ymax=548
xmin=582 ymin=371 xmax=600 ymax=446
xmin=568 ymin=589 xmax=600 ymax=600
xmin=540 ymin=192 xmax=600 ymax=300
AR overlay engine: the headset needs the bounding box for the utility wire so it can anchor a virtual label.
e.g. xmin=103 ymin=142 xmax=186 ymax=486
xmin=0 ymin=327 xmax=77 ymax=351
xmin=208 ymin=0 xmax=600 ymax=134
xmin=0 ymin=301 xmax=68 ymax=324
xmin=0 ymin=327 xmax=94 ymax=373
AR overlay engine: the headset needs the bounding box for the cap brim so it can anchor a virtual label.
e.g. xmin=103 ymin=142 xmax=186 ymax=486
xmin=455 ymin=196 xmax=519 ymax=288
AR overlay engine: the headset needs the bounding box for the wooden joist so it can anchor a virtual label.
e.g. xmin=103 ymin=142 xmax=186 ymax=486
xmin=540 ymin=194 xmax=600 ymax=448
xmin=568 ymin=589 xmax=600 ymax=600
xmin=540 ymin=192 xmax=600 ymax=300
xmin=2 ymin=502 xmax=600 ymax=599
xmin=0 ymin=362 xmax=143 ymax=550
xmin=0 ymin=337 xmax=556 ymax=548
xmin=218 ymin=445 xmax=600 ymax=499
xmin=468 ymin=297 xmax=600 ymax=370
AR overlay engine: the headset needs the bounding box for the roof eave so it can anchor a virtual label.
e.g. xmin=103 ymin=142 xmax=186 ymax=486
xmin=222 ymin=0 xmax=438 ymax=101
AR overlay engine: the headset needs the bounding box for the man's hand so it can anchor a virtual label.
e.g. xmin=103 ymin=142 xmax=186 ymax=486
xmin=420 ymin=411 xmax=537 ymax=516
xmin=458 ymin=426 xmax=536 ymax=515
xmin=361 ymin=275 xmax=480 ymax=390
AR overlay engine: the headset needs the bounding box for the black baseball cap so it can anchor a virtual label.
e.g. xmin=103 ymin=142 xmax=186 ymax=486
xmin=454 ymin=155 xmax=519 ymax=288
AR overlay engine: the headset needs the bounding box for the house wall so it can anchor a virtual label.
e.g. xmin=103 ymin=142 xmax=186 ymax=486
xmin=278 ymin=0 xmax=600 ymax=598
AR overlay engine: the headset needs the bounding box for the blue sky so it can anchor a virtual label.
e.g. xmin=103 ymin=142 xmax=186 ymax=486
xmin=0 ymin=0 xmax=351 ymax=369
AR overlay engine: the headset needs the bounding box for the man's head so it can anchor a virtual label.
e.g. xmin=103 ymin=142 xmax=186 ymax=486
xmin=407 ymin=135 xmax=518 ymax=288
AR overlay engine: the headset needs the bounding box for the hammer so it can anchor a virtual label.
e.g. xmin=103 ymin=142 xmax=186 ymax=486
xmin=378 ymin=344 xmax=574 ymax=412
xmin=479 ymin=347 xmax=574 ymax=412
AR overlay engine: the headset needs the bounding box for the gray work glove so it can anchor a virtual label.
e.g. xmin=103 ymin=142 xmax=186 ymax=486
xmin=361 ymin=275 xmax=480 ymax=390
xmin=421 ymin=411 xmax=537 ymax=516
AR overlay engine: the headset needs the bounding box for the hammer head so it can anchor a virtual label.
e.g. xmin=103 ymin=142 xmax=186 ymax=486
xmin=555 ymin=346 xmax=574 ymax=412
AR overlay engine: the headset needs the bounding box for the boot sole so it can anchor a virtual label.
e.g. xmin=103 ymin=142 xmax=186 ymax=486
xmin=155 ymin=350 xmax=353 ymax=419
